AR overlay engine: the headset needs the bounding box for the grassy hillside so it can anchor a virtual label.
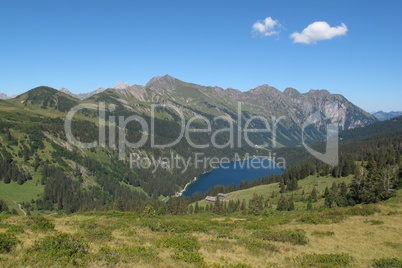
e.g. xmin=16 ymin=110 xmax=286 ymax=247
xmin=0 ymin=189 xmax=401 ymax=267
xmin=195 ymin=175 xmax=353 ymax=210
xmin=0 ymin=180 xmax=43 ymax=214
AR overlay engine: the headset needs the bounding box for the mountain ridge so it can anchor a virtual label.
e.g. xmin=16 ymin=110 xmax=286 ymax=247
xmin=372 ymin=110 xmax=402 ymax=121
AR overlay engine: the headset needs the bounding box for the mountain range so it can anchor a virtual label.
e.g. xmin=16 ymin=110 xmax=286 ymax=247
xmin=372 ymin=111 xmax=402 ymax=121
xmin=0 ymin=75 xmax=381 ymax=133
xmin=59 ymin=87 xmax=106 ymax=100
xmin=0 ymin=75 xmax=378 ymax=200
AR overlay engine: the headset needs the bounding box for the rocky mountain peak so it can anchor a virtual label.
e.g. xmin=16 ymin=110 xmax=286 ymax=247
xmin=115 ymin=82 xmax=131 ymax=90
xmin=0 ymin=93 xmax=9 ymax=100
xmin=283 ymin=87 xmax=301 ymax=96
xmin=145 ymin=75 xmax=179 ymax=95
xmin=249 ymin=84 xmax=281 ymax=95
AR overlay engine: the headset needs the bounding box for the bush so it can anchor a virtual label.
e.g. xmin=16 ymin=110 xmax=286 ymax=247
xmin=158 ymin=234 xmax=201 ymax=252
xmin=24 ymin=233 xmax=88 ymax=265
xmin=372 ymin=258 xmax=402 ymax=268
xmin=80 ymin=228 xmax=112 ymax=241
xmin=253 ymin=229 xmax=309 ymax=245
xmin=26 ymin=216 xmax=55 ymax=231
xmin=143 ymin=218 xmax=208 ymax=233
xmin=343 ymin=206 xmax=380 ymax=216
xmin=97 ymin=245 xmax=159 ymax=265
xmin=6 ymin=225 xmax=25 ymax=234
xmin=298 ymin=213 xmax=330 ymax=225
xmin=364 ymin=220 xmax=384 ymax=225
xmin=311 ymin=231 xmax=335 ymax=237
xmin=211 ymin=262 xmax=253 ymax=268
xmin=0 ymin=233 xmax=19 ymax=253
xmin=158 ymin=235 xmax=205 ymax=266
xmin=298 ymin=253 xmax=353 ymax=267
xmin=238 ymin=237 xmax=279 ymax=254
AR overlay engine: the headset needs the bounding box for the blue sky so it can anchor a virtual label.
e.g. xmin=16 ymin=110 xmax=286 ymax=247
xmin=0 ymin=0 xmax=401 ymax=112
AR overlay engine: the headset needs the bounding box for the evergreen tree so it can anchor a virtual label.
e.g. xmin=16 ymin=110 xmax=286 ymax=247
xmin=279 ymin=178 xmax=286 ymax=193
xmin=276 ymin=195 xmax=289 ymax=211
xmin=288 ymin=195 xmax=295 ymax=211
xmin=309 ymin=187 xmax=318 ymax=202
xmin=188 ymin=205 xmax=194 ymax=214
xmin=324 ymin=193 xmax=334 ymax=208
xmin=287 ymin=177 xmax=298 ymax=191
xmin=240 ymin=199 xmax=247 ymax=212
xmin=248 ymin=193 xmax=264 ymax=216
xmin=340 ymin=182 xmax=348 ymax=197
xmin=213 ymin=196 xmax=222 ymax=214
xmin=323 ymin=186 xmax=330 ymax=198
xmin=194 ymin=202 xmax=200 ymax=213
xmin=331 ymin=182 xmax=338 ymax=196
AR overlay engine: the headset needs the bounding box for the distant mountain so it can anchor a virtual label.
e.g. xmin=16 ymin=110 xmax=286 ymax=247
xmin=0 ymin=93 xmax=9 ymax=100
xmin=372 ymin=111 xmax=402 ymax=121
xmin=59 ymin=87 xmax=106 ymax=100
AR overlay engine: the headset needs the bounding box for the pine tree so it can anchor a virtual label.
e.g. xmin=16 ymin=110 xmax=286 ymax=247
xmin=288 ymin=195 xmax=295 ymax=211
xmin=188 ymin=205 xmax=194 ymax=214
xmin=340 ymin=182 xmax=348 ymax=197
xmin=240 ymin=199 xmax=247 ymax=212
xmin=287 ymin=177 xmax=298 ymax=191
xmin=248 ymin=193 xmax=264 ymax=216
xmin=279 ymin=178 xmax=286 ymax=193
xmin=324 ymin=193 xmax=334 ymax=208
xmin=331 ymin=182 xmax=338 ymax=195
xmin=276 ymin=195 xmax=289 ymax=211
xmin=323 ymin=186 xmax=330 ymax=198
xmin=214 ymin=196 xmax=222 ymax=214
xmin=309 ymin=187 xmax=318 ymax=202
xmin=194 ymin=202 xmax=200 ymax=213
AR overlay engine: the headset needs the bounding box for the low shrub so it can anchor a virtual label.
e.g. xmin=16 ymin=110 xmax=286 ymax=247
xmin=158 ymin=235 xmax=205 ymax=266
xmin=80 ymin=228 xmax=113 ymax=241
xmin=211 ymin=262 xmax=253 ymax=268
xmin=298 ymin=253 xmax=353 ymax=267
xmin=158 ymin=234 xmax=201 ymax=252
xmin=311 ymin=230 xmax=335 ymax=237
xmin=343 ymin=206 xmax=380 ymax=216
xmin=143 ymin=218 xmax=209 ymax=233
xmin=25 ymin=216 xmax=55 ymax=231
xmin=372 ymin=258 xmax=402 ymax=268
xmin=6 ymin=225 xmax=25 ymax=234
xmin=97 ymin=245 xmax=159 ymax=265
xmin=0 ymin=233 xmax=19 ymax=253
xmin=298 ymin=213 xmax=330 ymax=225
xmin=364 ymin=220 xmax=384 ymax=225
xmin=253 ymin=229 xmax=309 ymax=245
xmin=24 ymin=233 xmax=88 ymax=265
xmin=238 ymin=237 xmax=279 ymax=254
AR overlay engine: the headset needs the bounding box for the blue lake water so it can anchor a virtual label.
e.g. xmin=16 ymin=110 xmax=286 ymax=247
xmin=183 ymin=158 xmax=283 ymax=197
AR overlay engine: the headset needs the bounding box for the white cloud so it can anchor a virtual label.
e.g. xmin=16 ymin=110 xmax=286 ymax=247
xmin=252 ymin=17 xmax=280 ymax=37
xmin=290 ymin=21 xmax=348 ymax=44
